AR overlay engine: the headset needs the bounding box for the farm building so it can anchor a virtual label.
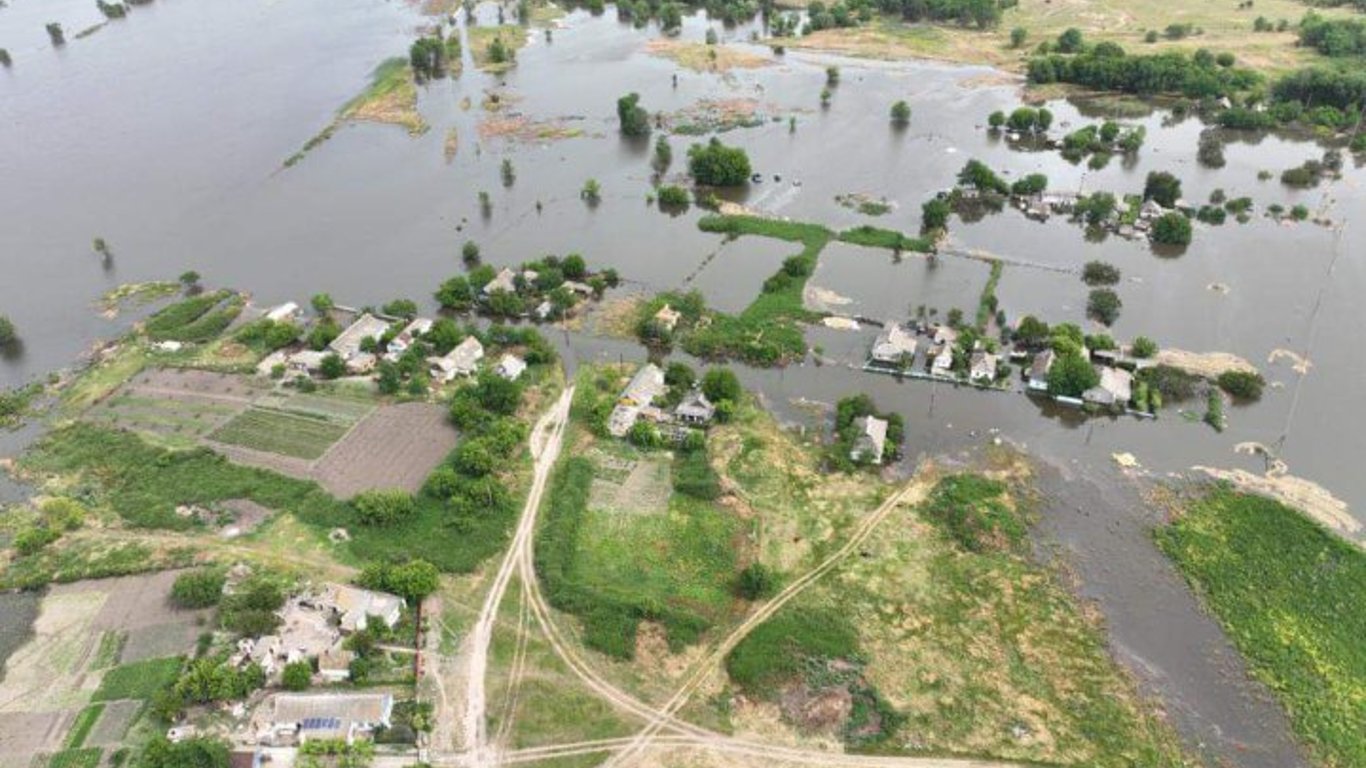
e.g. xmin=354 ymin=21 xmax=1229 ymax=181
xmin=329 ymin=314 xmax=389 ymax=360
xmin=850 ymin=415 xmax=888 ymax=465
xmin=428 ymin=336 xmax=485 ymax=382
xmin=287 ymin=350 xmax=328 ymax=374
xmin=263 ymin=692 xmax=393 ymax=745
xmin=322 ymin=584 xmax=403 ymax=633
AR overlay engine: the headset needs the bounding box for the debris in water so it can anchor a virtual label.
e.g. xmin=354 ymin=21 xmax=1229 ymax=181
xmin=1268 ymin=348 xmax=1312 ymax=375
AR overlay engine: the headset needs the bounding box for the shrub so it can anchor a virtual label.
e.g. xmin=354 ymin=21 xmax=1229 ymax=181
xmin=1143 ymin=171 xmax=1182 ymax=207
xmin=1131 ymin=336 xmax=1158 ymax=358
xmin=656 ymin=185 xmax=690 ymax=207
xmin=1086 ymin=288 xmax=1122 ymax=326
xmin=1081 ymin=260 xmax=1121 ymax=286
xmin=701 ymin=367 xmax=742 ymax=404
xmin=1152 ymin=212 xmax=1193 ymax=245
xmin=0 ymin=315 xmax=17 ymax=346
xmin=617 ymin=92 xmax=651 ymax=136
xmin=14 ymin=526 xmax=60 ymax=556
xmin=220 ymin=574 xmax=286 ymax=636
xmin=1217 ymin=370 xmax=1265 ymax=401
xmin=735 ymin=563 xmax=779 ymax=600
xmin=353 ymin=489 xmax=417 ymax=527
xmin=281 ymin=661 xmax=312 ymax=691
xmin=172 ymin=569 xmax=227 ymax=609
xmin=137 ymin=736 xmax=231 ymax=768
xmin=687 ymin=138 xmax=752 ymax=186
xmin=358 ymin=559 xmax=439 ymax=602
xmin=890 ymin=100 xmax=911 ymax=125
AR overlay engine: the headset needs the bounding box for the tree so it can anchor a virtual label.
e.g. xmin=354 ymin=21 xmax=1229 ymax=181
xmin=500 ymin=158 xmax=516 ymax=187
xmin=1131 ymin=336 xmax=1158 ymax=358
xmin=1081 ymin=260 xmax=1121 ymax=286
xmin=987 ymin=110 xmax=1006 ymax=129
xmin=1009 ymin=173 xmax=1048 ymax=196
xmin=311 ymin=293 xmax=335 ymax=314
xmin=382 ymin=298 xmax=418 ymax=318
xmin=319 ymin=353 xmax=346 ymax=379
xmin=686 ymin=138 xmax=752 ymax=186
xmin=921 ymin=198 xmax=950 ymax=233
xmin=172 ymin=569 xmax=226 ymax=609
xmin=1217 ymin=370 xmax=1265 ymax=401
xmin=46 ymin=22 xmax=64 ymax=46
xmin=138 ymin=736 xmax=231 ymax=768
xmin=580 ymin=179 xmax=602 ymax=205
xmin=651 ymin=135 xmax=673 ymax=175
xmin=665 ymin=361 xmax=695 ymax=390
xmin=359 ymin=560 xmax=440 ymax=603
xmin=179 ymin=270 xmax=202 ymax=293
xmin=1143 ymin=171 xmax=1183 ymax=208
xmin=1047 ymin=350 xmax=1099 ymax=397
xmin=409 ymin=36 xmax=447 ymax=80
xmin=1086 ymin=288 xmax=1122 ymax=326
xmin=488 ymin=35 xmax=514 ymax=64
xmin=735 ymin=563 xmax=778 ymax=599
xmin=1010 ymin=26 xmax=1027 ymax=48
xmin=435 ymin=276 xmax=474 ymax=312
xmin=890 ymin=100 xmax=912 ymax=125
xmin=1152 ymin=212 xmax=1193 ymax=245
xmin=0 ymin=315 xmax=16 ymax=347
xmin=1014 ymin=315 xmax=1050 ymax=348
xmin=282 ymin=661 xmax=312 ymax=692
xmin=659 ymin=2 xmax=682 ymax=32
xmin=657 ymin=185 xmax=690 ymax=207
xmin=617 ymin=92 xmax=651 ymax=136
xmin=701 ymin=367 xmax=741 ymax=404
xmin=562 ymin=253 xmax=587 ymax=279
xmin=1057 ymin=27 xmax=1084 ymax=53
xmin=353 ymin=489 xmax=417 ymax=527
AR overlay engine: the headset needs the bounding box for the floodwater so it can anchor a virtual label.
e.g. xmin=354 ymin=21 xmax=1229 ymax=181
xmin=2 ymin=0 xmax=1362 ymax=763
xmin=0 ymin=591 xmax=40 ymax=683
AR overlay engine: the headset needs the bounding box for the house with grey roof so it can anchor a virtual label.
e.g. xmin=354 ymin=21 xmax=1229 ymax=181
xmin=328 ymin=314 xmax=390 ymax=360
xmin=1027 ymin=349 xmax=1055 ymax=392
xmin=969 ymin=350 xmax=998 ymax=384
xmin=850 ymin=415 xmax=889 ymax=465
xmin=1083 ymin=366 xmax=1133 ymax=407
xmin=675 ymin=390 xmax=715 ymax=425
xmin=427 ymin=336 xmax=484 ymax=382
xmin=608 ymin=363 xmax=666 ymax=437
xmin=869 ymin=323 xmax=917 ymax=369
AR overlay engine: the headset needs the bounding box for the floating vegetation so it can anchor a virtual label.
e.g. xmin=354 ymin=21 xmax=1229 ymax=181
xmin=835 ymin=192 xmax=895 ymax=217
xmin=664 ymin=98 xmax=774 ymax=135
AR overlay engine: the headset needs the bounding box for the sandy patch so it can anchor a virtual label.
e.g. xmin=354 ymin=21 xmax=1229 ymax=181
xmin=1153 ymin=348 xmax=1257 ymax=379
xmin=1194 ymin=464 xmax=1360 ymax=541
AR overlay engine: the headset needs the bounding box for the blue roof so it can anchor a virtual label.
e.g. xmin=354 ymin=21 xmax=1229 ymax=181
xmin=300 ymin=717 xmax=342 ymax=731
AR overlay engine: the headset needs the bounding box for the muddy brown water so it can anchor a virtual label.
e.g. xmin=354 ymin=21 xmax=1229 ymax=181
xmin=1 ymin=0 xmax=1361 ymax=763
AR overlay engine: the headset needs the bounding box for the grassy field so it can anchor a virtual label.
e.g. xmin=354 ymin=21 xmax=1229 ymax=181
xmin=63 ymin=704 xmax=105 ymax=749
xmin=722 ymin=461 xmax=1192 ymax=764
xmin=92 ymin=656 xmax=183 ymax=702
xmin=786 ymin=0 xmax=1355 ymax=77
xmin=1156 ymin=488 xmax=1366 ymax=768
xmin=85 ymin=393 xmax=240 ymax=449
xmin=208 ymin=406 xmax=352 ymax=459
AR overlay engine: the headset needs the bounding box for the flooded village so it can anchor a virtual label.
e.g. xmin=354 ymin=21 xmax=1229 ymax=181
xmin=1 ymin=0 xmax=1364 ymax=767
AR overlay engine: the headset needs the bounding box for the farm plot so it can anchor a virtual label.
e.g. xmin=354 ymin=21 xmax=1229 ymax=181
xmin=83 ymin=368 xmax=269 ymax=447
xmin=586 ymin=449 xmax=671 ymax=519
xmin=208 ymin=407 xmax=352 ymax=460
xmin=311 ymin=402 xmax=458 ymax=498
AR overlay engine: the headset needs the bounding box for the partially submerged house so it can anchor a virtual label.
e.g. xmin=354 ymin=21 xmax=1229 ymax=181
xmin=969 ymin=350 xmax=998 ymax=384
xmin=850 ymin=415 xmax=888 ymax=465
xmin=1027 ymin=349 xmax=1055 ymax=392
xmin=869 ymin=323 xmax=917 ymax=369
xmin=607 ymin=363 xmax=666 ymax=437
xmin=653 ymin=304 xmax=682 ymax=332
xmin=428 ymin=336 xmax=485 ymax=383
xmin=674 ymin=390 xmax=715 ymax=425
xmin=930 ymin=347 xmax=954 ymax=378
xmin=482 ymin=268 xmax=518 ymax=296
xmin=1083 ymin=366 xmax=1133 ymax=407
xmin=328 ymin=314 xmax=389 ymax=361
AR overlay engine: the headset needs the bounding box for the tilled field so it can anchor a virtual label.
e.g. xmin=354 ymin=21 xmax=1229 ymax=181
xmin=312 ymin=402 xmax=457 ymax=498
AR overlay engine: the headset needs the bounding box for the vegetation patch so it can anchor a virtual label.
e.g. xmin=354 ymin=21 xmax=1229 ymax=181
xmin=285 ymin=58 xmax=427 ymax=167
xmin=63 ymin=703 xmax=105 ymax=749
xmin=208 ymin=406 xmax=352 ymax=460
xmin=143 ymin=291 xmax=244 ymax=344
xmin=1156 ymin=488 xmax=1366 ymax=768
xmin=45 ymin=749 xmax=103 ymax=768
xmin=93 ymin=656 xmax=183 ymax=702
xmin=644 ymin=39 xmax=772 ymax=72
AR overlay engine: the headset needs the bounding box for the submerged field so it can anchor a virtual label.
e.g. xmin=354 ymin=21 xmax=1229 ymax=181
xmin=1156 ymin=489 xmax=1366 ymax=768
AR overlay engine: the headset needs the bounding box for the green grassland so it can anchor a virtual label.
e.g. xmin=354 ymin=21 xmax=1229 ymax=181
xmin=724 ymin=466 xmax=1192 ymax=765
xmin=208 ymin=407 xmax=352 ymax=459
xmin=93 ymin=657 xmax=183 ymax=702
xmin=1156 ymin=488 xmax=1366 ymax=768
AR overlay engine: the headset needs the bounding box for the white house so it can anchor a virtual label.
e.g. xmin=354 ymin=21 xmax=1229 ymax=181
xmin=428 ymin=336 xmax=484 ymax=382
xmin=869 ymin=323 xmax=917 ymax=368
xmin=482 ymin=268 xmax=517 ymax=296
xmin=1083 ymin=366 xmax=1133 ymax=407
xmin=386 ymin=318 xmax=433 ymax=357
xmin=969 ymin=351 xmax=998 ymax=384
xmin=850 ymin=416 xmax=888 ymax=465
xmin=495 ymin=354 xmax=527 ymax=381
xmin=328 ymin=314 xmax=389 ymax=360
xmin=323 ymin=584 xmax=404 ymax=634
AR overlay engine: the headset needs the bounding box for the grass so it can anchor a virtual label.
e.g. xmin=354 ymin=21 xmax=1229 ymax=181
xmin=783 ymin=0 xmax=1355 ymax=78
xmin=0 ymin=537 xmax=197 ymax=591
xmin=837 ymin=224 xmax=934 ymax=253
xmin=64 ymin=704 xmax=105 ymax=749
xmin=725 ymin=607 xmax=860 ymax=695
xmin=975 ymin=259 xmax=1003 ymax=332
xmin=45 ymin=749 xmax=103 ymax=768
xmin=1155 ymin=488 xmax=1366 ymax=768
xmin=208 ymin=406 xmax=351 ymax=459
xmin=285 ymin=58 xmax=427 ymax=167
xmin=92 ymin=656 xmax=183 ymax=702
xmin=91 ymin=631 xmax=126 ymax=670
xmin=143 ymin=291 xmax=244 ymax=343
xmin=468 ymin=25 xmax=528 ymax=72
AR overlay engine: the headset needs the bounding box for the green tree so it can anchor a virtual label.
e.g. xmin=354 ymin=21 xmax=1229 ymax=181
xmin=562 ymin=253 xmax=587 ymax=279
xmin=319 ymin=353 xmax=346 ymax=379
xmin=890 ymin=100 xmax=912 ymax=125
xmin=1152 ymin=212 xmax=1193 ymax=245
xmin=0 ymin=315 xmax=16 ymax=347
xmin=921 ymin=198 xmax=950 ymax=233
xmin=1144 ymin=171 xmax=1183 ymax=208
xmin=617 ymin=92 xmax=651 ymax=136
xmin=580 ymin=179 xmax=602 ymax=204
xmin=462 ymin=240 xmax=481 ymax=266
xmin=687 ymin=138 xmax=752 ymax=186
xmin=137 ymin=736 xmax=231 ymax=768
xmin=735 ymin=563 xmax=779 ymax=600
xmin=358 ymin=560 xmax=440 ymax=603
xmin=172 ymin=569 xmax=226 ymax=609
xmin=1081 ymin=260 xmax=1121 ymax=286
xmin=1014 ymin=315 xmax=1050 ymax=348
xmin=282 ymin=661 xmax=312 ymax=692
xmin=1217 ymin=370 xmax=1265 ymax=401
xmin=353 ymin=489 xmax=417 ymax=527
xmin=1057 ymin=27 xmax=1084 ymax=53
xmin=435 ymin=275 xmax=475 ymax=311
xmin=1086 ymin=288 xmax=1122 ymax=326
xmin=701 ymin=367 xmax=742 ymax=403
xmin=311 ymin=293 xmax=335 ymax=314
xmin=1047 ymin=350 xmax=1099 ymax=397
xmin=987 ymin=110 xmax=1006 ymax=129
xmin=1010 ymin=26 xmax=1027 ymax=48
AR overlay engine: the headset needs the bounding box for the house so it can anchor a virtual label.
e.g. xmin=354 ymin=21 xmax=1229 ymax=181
xmin=323 ymin=584 xmax=404 ymax=633
xmin=969 ymin=351 xmax=998 ymax=384
xmin=1139 ymin=199 xmax=1166 ymax=220
xmin=563 ymin=280 xmax=594 ymax=296
xmin=266 ymin=692 xmax=393 ymax=745
xmin=428 ymin=336 xmax=484 ymax=382
xmin=386 ymin=318 xmax=433 ymax=357
xmin=674 ymin=390 xmax=715 ymax=425
xmin=534 ymin=300 xmax=554 ymax=321
xmin=930 ymin=347 xmax=954 ymax=378
xmin=328 ymin=314 xmax=389 ymax=360
xmin=265 ymin=302 xmax=301 ymax=323
xmin=850 ymin=415 xmax=888 ymax=465
xmin=344 ymin=352 xmax=377 ymax=375
xmin=1083 ymin=366 xmax=1133 ymax=407
xmin=654 ymin=305 xmax=681 ymax=332
xmin=932 ymin=325 xmax=959 ymax=348
xmin=495 ymin=354 xmax=527 ymax=381
xmin=1027 ymin=349 xmax=1055 ymax=392
xmin=869 ymin=323 xmax=917 ymax=369
xmin=608 ymin=363 xmax=666 ymax=437
xmin=483 ymin=268 xmax=517 ymax=296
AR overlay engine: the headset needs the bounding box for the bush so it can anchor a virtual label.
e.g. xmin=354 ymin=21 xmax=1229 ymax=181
xmin=0 ymin=314 xmax=15 ymax=346
xmin=701 ymin=367 xmax=742 ymax=404
xmin=687 ymin=138 xmax=752 ymax=186
xmin=1143 ymin=171 xmax=1182 ymax=207
xmin=282 ymin=661 xmax=312 ymax=691
xmin=357 ymin=559 xmax=439 ymax=603
xmin=617 ymin=92 xmax=651 ymax=136
xmin=1151 ymin=212 xmax=1193 ymax=245
xmin=352 ymin=489 xmax=416 ymax=527
xmin=1086 ymin=288 xmax=1122 ymax=326
xmin=1131 ymin=336 xmax=1158 ymax=358
xmin=890 ymin=100 xmax=911 ymax=125
xmin=14 ymin=526 xmax=60 ymax=556
xmin=172 ymin=569 xmax=227 ymax=609
xmin=1081 ymin=260 xmax=1120 ymax=286
xmin=220 ymin=574 xmax=286 ymax=636
xmin=1217 ymin=370 xmax=1265 ymax=401
xmin=137 ymin=736 xmax=231 ymax=768
xmin=725 ymin=608 xmax=858 ymax=694
xmin=656 ymin=185 xmax=690 ymax=207
xmin=735 ymin=563 xmax=779 ymax=600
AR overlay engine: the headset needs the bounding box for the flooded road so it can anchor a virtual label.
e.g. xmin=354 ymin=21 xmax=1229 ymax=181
xmin=2 ymin=0 xmax=1363 ymax=763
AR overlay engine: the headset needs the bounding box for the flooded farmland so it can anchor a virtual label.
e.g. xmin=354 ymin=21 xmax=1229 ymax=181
xmin=2 ymin=0 xmax=1363 ymax=764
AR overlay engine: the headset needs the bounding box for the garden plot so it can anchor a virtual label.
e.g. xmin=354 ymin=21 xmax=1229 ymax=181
xmin=208 ymin=406 xmax=353 ymax=460
xmin=310 ymin=402 xmax=458 ymax=498
xmin=83 ymin=700 xmax=139 ymax=747
xmin=587 ymin=451 xmax=672 ymax=519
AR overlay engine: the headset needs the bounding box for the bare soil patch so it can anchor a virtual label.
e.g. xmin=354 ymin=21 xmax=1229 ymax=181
xmin=312 ymin=402 xmax=458 ymax=498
